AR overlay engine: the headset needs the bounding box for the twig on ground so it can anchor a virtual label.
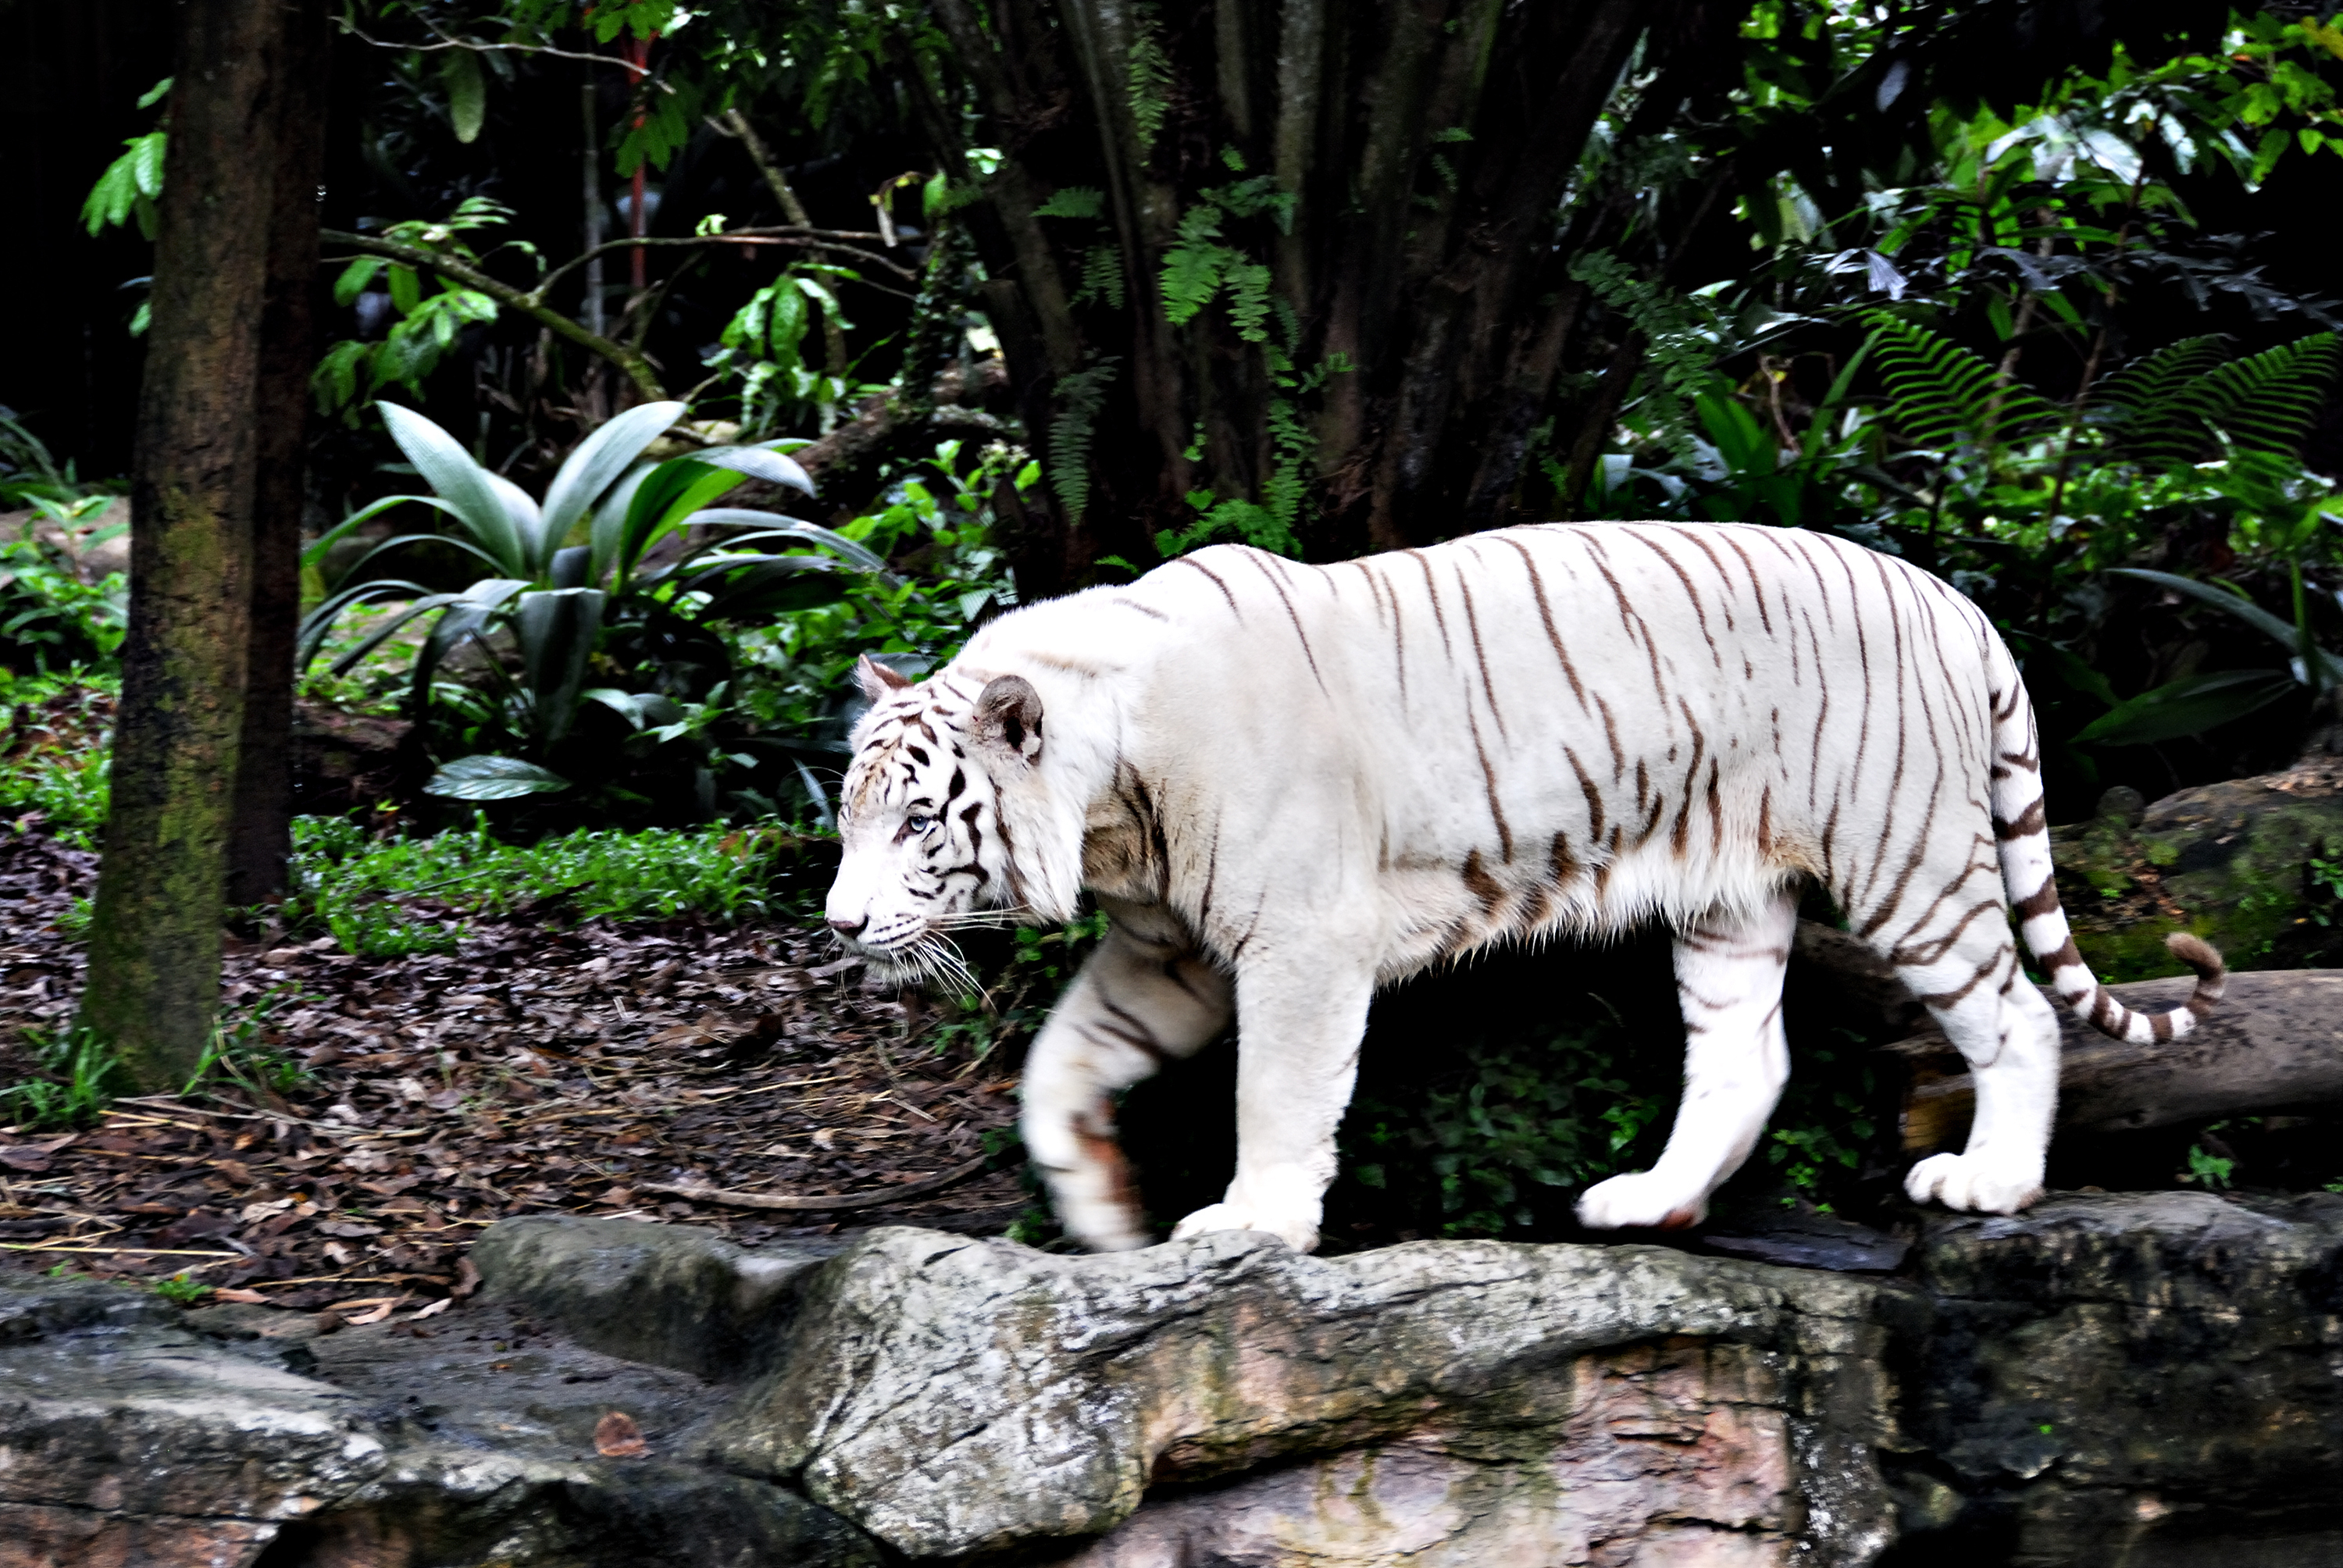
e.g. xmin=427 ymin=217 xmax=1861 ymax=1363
xmin=644 ymin=1151 xmax=990 ymax=1212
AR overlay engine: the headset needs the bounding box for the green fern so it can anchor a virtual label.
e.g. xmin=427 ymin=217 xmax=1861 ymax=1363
xmin=1126 ymin=16 xmax=1173 ymax=149
xmin=1867 ymin=313 xmax=2058 ymax=457
xmin=1033 ymin=187 xmax=1106 ymax=219
xmin=2188 ymin=335 xmax=2341 ymax=457
xmin=1048 ymin=358 xmax=1120 ymax=520
xmin=1073 ymin=244 xmax=1127 ymax=311
xmin=2097 ymin=333 xmax=2338 ymax=468
xmin=1160 ymin=207 xmax=1226 ymax=326
xmin=2095 ymin=335 xmax=2230 ymax=467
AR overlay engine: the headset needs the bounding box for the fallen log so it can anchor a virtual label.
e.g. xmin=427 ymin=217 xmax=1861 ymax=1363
xmin=1881 ymin=969 xmax=2343 ymax=1151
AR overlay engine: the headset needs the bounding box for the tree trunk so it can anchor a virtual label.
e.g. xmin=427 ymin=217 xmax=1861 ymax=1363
xmin=921 ymin=0 xmax=1735 ymax=584
xmin=82 ymin=0 xmax=305 ymax=1089
xmin=1885 ymin=971 xmax=2343 ymax=1151
xmin=226 ymin=0 xmax=329 ymax=909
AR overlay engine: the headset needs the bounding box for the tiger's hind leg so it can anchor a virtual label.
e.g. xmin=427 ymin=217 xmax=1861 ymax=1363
xmin=1576 ymin=886 xmax=1799 ymax=1231
xmin=1899 ymin=937 xmax=2057 ymax=1214
xmin=1021 ymin=899 xmax=1232 ymax=1251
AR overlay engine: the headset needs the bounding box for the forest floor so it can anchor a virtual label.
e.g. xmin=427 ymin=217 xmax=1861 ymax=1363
xmin=0 ymin=825 xmax=1030 ymax=1313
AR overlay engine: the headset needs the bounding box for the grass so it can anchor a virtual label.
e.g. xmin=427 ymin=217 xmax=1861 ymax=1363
xmin=0 ymin=1025 xmax=129 ymax=1131
xmin=0 ymin=670 xmax=113 ymax=848
xmin=282 ymin=811 xmax=800 ymax=957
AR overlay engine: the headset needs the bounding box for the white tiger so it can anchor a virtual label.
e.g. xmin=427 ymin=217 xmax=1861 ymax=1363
xmin=823 ymin=522 xmax=2224 ymax=1253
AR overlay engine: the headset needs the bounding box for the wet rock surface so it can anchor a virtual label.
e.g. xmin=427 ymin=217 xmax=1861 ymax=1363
xmin=5 ymin=1192 xmax=2339 ymax=1566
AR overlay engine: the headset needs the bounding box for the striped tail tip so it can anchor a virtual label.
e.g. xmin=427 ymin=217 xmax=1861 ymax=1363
xmin=2165 ymin=931 xmax=2226 ymax=1008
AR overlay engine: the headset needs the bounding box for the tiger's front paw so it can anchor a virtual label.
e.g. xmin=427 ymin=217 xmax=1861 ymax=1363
xmin=1575 ymin=1171 xmax=1707 ymax=1231
xmin=1904 ymin=1152 xmax=2043 ymax=1215
xmin=1055 ymin=1196 xmax=1153 ymax=1253
xmin=1168 ymin=1201 xmax=1318 ymax=1253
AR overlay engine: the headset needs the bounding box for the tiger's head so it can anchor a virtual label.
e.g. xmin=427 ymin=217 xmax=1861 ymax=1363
xmin=824 ymin=654 xmax=1050 ymax=976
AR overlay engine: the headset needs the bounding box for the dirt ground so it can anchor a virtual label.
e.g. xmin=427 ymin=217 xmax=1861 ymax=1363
xmin=0 ymin=825 xmax=1031 ymax=1311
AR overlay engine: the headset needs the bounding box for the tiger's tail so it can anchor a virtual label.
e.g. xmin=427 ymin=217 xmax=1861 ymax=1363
xmin=1988 ymin=677 xmax=2226 ymax=1045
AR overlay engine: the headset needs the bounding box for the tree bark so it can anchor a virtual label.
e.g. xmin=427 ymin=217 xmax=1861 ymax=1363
xmin=1885 ymin=971 xmax=2343 ymax=1151
xmin=921 ymin=0 xmax=1709 ymax=584
xmin=226 ymin=0 xmax=329 ymax=909
xmin=82 ymin=0 xmax=302 ymax=1089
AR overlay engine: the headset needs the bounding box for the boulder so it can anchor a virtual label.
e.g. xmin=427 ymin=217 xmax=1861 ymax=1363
xmin=8 ymin=1191 xmax=2340 ymax=1566
xmin=0 ymin=1268 xmax=879 ymax=1568
xmin=2053 ymin=761 xmax=2343 ymax=980
xmin=469 ymin=1214 xmax=846 ymax=1381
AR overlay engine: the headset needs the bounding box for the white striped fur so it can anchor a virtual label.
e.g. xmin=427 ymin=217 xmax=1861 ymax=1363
xmin=823 ymin=522 xmax=2224 ymax=1252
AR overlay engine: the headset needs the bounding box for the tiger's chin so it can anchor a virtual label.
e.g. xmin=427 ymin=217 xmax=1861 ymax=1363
xmin=844 ymin=927 xmax=982 ymax=996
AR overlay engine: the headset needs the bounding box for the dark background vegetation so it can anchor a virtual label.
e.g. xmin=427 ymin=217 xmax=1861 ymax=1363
xmin=6 ymin=0 xmax=2343 ymax=1245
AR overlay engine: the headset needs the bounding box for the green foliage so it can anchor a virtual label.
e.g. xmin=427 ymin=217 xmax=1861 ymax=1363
xmin=280 ymin=811 xmax=797 ymax=946
xmin=0 ymin=416 xmax=127 ymax=676
xmin=702 ymin=266 xmax=860 ymax=434
xmin=300 ymin=400 xmax=897 ymax=814
xmin=0 ymin=674 xmax=115 ymax=849
xmin=2182 ymin=1140 xmax=2235 ymax=1189
xmin=80 ymin=77 xmax=171 ymax=249
xmin=924 ymin=911 xmax=1110 ymax=1062
xmin=1865 ymin=313 xmax=2059 ymax=460
xmin=1047 ymin=359 xmax=1120 ymax=522
xmin=0 ymin=1026 xmax=127 ymax=1131
xmin=1125 ymin=13 xmax=1174 ymax=150
xmin=184 ymin=988 xmax=315 ymax=1101
xmin=1343 ymin=1014 xmax=1663 ymax=1238
xmin=152 ymin=1274 xmax=212 ymax=1304
xmin=314 ymin=198 xmax=523 ymax=419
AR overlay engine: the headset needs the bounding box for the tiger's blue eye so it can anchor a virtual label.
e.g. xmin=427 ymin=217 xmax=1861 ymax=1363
xmin=907 ymin=814 xmax=934 ymax=833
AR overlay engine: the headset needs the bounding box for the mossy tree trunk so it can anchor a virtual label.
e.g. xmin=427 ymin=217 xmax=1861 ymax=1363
xmin=917 ymin=0 xmax=1737 ymax=586
xmin=226 ymin=1 xmax=330 ymax=909
xmin=83 ymin=0 xmax=322 ymax=1089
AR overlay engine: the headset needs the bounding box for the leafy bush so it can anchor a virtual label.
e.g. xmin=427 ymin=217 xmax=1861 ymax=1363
xmin=277 ymin=812 xmax=808 ymax=955
xmin=302 ymin=399 xmax=889 ymax=819
xmin=1343 ymin=1017 xmax=1664 ymax=1238
xmin=0 ymin=674 xmax=115 ymax=847
xmin=1 ymin=1025 xmax=127 ymax=1131
xmin=1 ymin=412 xmax=127 ymax=675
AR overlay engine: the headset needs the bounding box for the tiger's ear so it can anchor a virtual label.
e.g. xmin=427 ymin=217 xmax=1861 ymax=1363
xmin=973 ymin=674 xmax=1044 ymax=764
xmin=854 ymin=654 xmax=914 ymax=704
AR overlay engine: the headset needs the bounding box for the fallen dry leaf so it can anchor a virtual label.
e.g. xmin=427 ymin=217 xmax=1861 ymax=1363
xmin=343 ymin=1299 xmax=402 ymax=1325
xmin=210 ymin=1287 xmax=269 ymax=1304
xmin=410 ymin=1297 xmax=451 ymax=1320
xmin=594 ymin=1410 xmax=649 ymax=1458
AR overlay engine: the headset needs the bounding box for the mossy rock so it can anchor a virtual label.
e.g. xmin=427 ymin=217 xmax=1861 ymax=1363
xmin=2051 ymin=759 xmax=2343 ymax=981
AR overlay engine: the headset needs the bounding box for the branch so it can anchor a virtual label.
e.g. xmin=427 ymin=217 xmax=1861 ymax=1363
xmin=644 ymin=1152 xmax=990 ymax=1212
xmin=320 ymin=228 xmax=668 ymax=402
xmin=331 ymin=14 xmax=633 ymax=70
xmin=532 ymin=228 xmax=919 ymax=300
xmin=711 ymin=110 xmax=851 ymax=377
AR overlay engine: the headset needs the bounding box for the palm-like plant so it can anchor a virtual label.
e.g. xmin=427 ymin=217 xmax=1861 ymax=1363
xmin=300 ymin=401 xmax=892 ymax=799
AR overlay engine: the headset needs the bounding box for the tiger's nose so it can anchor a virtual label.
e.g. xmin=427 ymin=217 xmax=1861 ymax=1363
xmin=828 ymin=916 xmax=866 ymax=937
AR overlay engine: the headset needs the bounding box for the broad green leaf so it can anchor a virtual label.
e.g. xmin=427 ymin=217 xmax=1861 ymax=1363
xmin=333 ymin=255 xmax=386 ymax=308
xmin=2074 ymin=668 xmax=2297 ymax=746
xmin=515 ymin=587 xmax=607 ymax=746
xmin=540 ymin=401 xmax=686 ymax=562
xmin=441 ymin=50 xmax=486 ymax=143
xmin=676 ymin=509 xmax=893 ymax=575
xmin=692 ymin=444 xmax=818 ymax=497
xmin=296 ymin=578 xmax=440 ymax=669
xmin=379 ymin=403 xmax=528 ymax=576
xmin=2107 ymin=568 xmax=2343 ymax=684
xmin=423 ymin=755 xmax=572 ymax=800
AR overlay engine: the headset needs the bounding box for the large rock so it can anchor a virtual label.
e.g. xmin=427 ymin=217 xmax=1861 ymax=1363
xmin=9 ymin=1192 xmax=2340 ymax=1566
xmin=2054 ymin=762 xmax=2343 ymax=980
xmin=470 ymin=1214 xmax=845 ymax=1380
xmin=711 ymin=1229 xmax=1894 ymax=1562
xmin=0 ymin=1269 xmax=879 ymax=1568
